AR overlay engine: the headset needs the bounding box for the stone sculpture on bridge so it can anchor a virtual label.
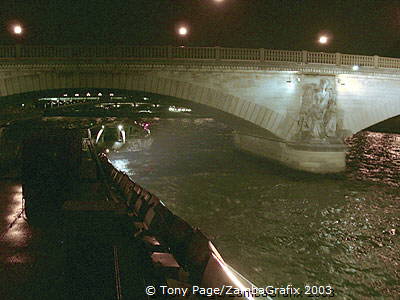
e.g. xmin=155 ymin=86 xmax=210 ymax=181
xmin=297 ymin=79 xmax=338 ymax=143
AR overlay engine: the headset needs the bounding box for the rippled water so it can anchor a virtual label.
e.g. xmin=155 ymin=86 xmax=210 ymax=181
xmin=347 ymin=132 xmax=400 ymax=186
xmin=109 ymin=118 xmax=399 ymax=299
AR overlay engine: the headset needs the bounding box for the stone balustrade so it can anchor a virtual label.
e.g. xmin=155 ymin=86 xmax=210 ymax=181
xmin=0 ymin=45 xmax=398 ymax=69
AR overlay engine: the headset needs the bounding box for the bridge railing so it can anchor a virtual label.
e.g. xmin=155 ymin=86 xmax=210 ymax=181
xmin=0 ymin=45 xmax=16 ymax=58
xmin=340 ymin=53 xmax=375 ymax=67
xmin=264 ymin=49 xmax=303 ymax=63
xmin=1 ymin=45 xmax=400 ymax=69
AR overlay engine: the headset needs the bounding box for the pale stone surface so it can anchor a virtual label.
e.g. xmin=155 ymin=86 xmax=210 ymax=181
xmin=234 ymin=133 xmax=346 ymax=174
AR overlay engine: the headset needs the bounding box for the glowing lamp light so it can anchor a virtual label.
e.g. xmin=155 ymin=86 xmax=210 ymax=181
xmin=352 ymin=65 xmax=360 ymax=71
xmin=13 ymin=25 xmax=23 ymax=35
xmin=318 ymin=36 xmax=328 ymax=44
xmin=74 ymin=93 xmax=79 ymax=97
xmin=98 ymin=92 xmax=102 ymax=96
xmin=178 ymin=26 xmax=188 ymax=36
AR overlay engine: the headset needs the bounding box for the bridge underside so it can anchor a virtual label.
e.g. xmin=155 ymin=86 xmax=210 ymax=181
xmin=365 ymin=115 xmax=400 ymax=134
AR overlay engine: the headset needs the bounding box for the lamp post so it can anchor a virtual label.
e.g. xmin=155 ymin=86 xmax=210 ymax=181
xmin=177 ymin=26 xmax=188 ymax=47
xmin=10 ymin=23 xmax=24 ymax=58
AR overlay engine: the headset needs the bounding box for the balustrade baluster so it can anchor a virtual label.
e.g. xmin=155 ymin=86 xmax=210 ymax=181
xmin=302 ymin=50 xmax=308 ymax=64
xmin=215 ymin=46 xmax=221 ymax=60
xmin=259 ymin=48 xmax=264 ymax=61
xmin=374 ymin=55 xmax=379 ymax=68
xmin=15 ymin=45 xmax=21 ymax=58
xmin=335 ymin=53 xmax=341 ymax=65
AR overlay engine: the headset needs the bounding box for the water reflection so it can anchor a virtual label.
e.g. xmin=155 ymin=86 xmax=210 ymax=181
xmin=112 ymin=159 xmax=132 ymax=174
xmin=1 ymin=184 xmax=30 ymax=248
xmin=347 ymin=131 xmax=400 ymax=186
xmin=93 ymin=120 xmax=153 ymax=153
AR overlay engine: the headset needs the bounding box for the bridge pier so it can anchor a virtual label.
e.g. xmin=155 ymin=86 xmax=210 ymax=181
xmin=233 ymin=133 xmax=346 ymax=174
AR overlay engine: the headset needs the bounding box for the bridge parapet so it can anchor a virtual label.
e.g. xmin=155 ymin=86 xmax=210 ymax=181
xmin=0 ymin=45 xmax=399 ymax=69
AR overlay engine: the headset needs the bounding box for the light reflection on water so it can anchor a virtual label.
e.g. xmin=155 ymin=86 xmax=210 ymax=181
xmin=111 ymin=159 xmax=131 ymax=174
xmin=109 ymin=118 xmax=399 ymax=299
xmin=1 ymin=184 xmax=31 ymax=249
xmin=347 ymin=131 xmax=400 ymax=187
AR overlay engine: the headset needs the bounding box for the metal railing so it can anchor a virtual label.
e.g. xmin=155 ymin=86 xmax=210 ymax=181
xmin=0 ymin=45 xmax=399 ymax=69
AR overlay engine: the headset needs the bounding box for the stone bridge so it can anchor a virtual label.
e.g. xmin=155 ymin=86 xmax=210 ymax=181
xmin=1 ymin=45 xmax=400 ymax=173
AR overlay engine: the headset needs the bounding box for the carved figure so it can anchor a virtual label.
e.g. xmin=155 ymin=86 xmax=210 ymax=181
xmin=324 ymin=97 xmax=337 ymax=137
xmin=297 ymin=79 xmax=338 ymax=142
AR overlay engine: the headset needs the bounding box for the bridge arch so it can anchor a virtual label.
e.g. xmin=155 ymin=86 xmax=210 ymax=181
xmin=346 ymin=110 xmax=400 ymax=136
xmin=335 ymin=75 xmax=400 ymax=136
xmin=0 ymin=71 xmax=294 ymax=140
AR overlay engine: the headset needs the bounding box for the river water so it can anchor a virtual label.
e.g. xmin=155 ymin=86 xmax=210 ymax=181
xmin=108 ymin=117 xmax=399 ymax=299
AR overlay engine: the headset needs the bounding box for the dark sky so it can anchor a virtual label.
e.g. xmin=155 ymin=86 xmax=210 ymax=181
xmin=1 ymin=0 xmax=399 ymax=57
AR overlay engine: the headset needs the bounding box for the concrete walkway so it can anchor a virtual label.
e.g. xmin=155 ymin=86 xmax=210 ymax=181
xmin=0 ymin=180 xmax=158 ymax=300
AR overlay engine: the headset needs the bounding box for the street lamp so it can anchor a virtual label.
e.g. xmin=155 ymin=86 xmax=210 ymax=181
xmin=178 ymin=26 xmax=188 ymax=37
xmin=13 ymin=24 xmax=23 ymax=35
xmin=10 ymin=23 xmax=24 ymax=58
xmin=318 ymin=35 xmax=328 ymax=44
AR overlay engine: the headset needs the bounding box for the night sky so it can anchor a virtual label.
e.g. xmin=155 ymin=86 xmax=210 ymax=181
xmin=1 ymin=0 xmax=399 ymax=57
